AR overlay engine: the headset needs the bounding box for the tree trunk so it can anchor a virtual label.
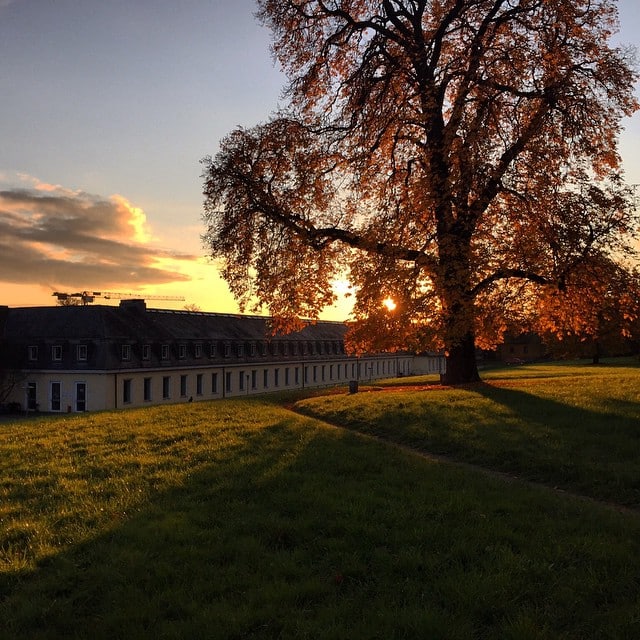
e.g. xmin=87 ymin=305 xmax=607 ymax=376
xmin=442 ymin=331 xmax=481 ymax=385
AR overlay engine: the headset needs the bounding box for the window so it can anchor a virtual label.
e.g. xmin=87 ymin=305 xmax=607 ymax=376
xmin=225 ymin=371 xmax=232 ymax=393
xmin=329 ymin=365 xmax=334 ymax=380
xmin=210 ymin=343 xmax=217 ymax=358
xmin=239 ymin=371 xmax=245 ymax=391
xmin=143 ymin=377 xmax=152 ymax=402
xmin=77 ymin=344 xmax=87 ymax=361
xmin=224 ymin=342 xmax=231 ymax=358
xmin=304 ymin=367 xmax=309 ymax=384
xmin=211 ymin=372 xmax=218 ymax=394
xmin=142 ymin=344 xmax=151 ymax=360
xmin=50 ymin=382 xmax=61 ymax=412
xmin=196 ymin=374 xmax=203 ymax=396
xmin=285 ymin=368 xmax=290 ymax=386
xmin=274 ymin=368 xmax=279 ymax=387
xmin=250 ymin=342 xmax=257 ymax=356
xmin=313 ymin=366 xmax=318 ymax=382
xmin=282 ymin=342 xmax=289 ymax=356
xmin=237 ymin=343 xmax=244 ymax=357
xmin=178 ymin=344 xmax=187 ymax=359
xmin=322 ymin=365 xmax=326 ymax=381
xmin=161 ymin=345 xmax=170 ymax=360
xmin=123 ymin=379 xmax=132 ymax=404
xmin=195 ymin=343 xmax=202 ymax=359
xmin=162 ymin=376 xmax=171 ymax=399
xmin=295 ymin=367 xmax=300 ymax=385
xmin=51 ymin=345 xmax=62 ymax=361
xmin=180 ymin=375 xmax=188 ymax=397
xmin=28 ymin=345 xmax=38 ymax=361
xmin=251 ymin=370 xmax=257 ymax=389
xmin=263 ymin=369 xmax=269 ymax=388
xmin=121 ymin=345 xmax=131 ymax=361
xmin=75 ymin=382 xmax=87 ymax=412
xmin=291 ymin=342 xmax=298 ymax=356
xmin=26 ymin=382 xmax=37 ymax=410
xmin=261 ymin=342 xmax=268 ymax=356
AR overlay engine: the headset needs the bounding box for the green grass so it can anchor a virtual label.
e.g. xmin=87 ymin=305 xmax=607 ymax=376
xmin=1 ymin=362 xmax=640 ymax=638
xmin=297 ymin=360 xmax=640 ymax=507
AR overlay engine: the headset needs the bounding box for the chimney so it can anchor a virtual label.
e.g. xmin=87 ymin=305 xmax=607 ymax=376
xmin=119 ymin=299 xmax=147 ymax=312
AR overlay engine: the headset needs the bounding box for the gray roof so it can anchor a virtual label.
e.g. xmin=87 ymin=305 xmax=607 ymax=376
xmin=0 ymin=301 xmax=349 ymax=370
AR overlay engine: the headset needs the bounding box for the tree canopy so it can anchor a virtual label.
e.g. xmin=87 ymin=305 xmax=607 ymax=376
xmin=203 ymin=0 xmax=639 ymax=383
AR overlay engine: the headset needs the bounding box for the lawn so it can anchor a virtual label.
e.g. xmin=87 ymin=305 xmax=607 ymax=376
xmin=1 ymin=361 xmax=639 ymax=639
xmin=297 ymin=360 xmax=640 ymax=506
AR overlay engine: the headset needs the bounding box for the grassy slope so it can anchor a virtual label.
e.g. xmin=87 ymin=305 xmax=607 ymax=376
xmin=0 ymin=363 xmax=638 ymax=639
xmin=297 ymin=361 xmax=640 ymax=506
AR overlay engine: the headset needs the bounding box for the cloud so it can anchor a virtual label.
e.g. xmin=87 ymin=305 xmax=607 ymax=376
xmin=0 ymin=178 xmax=197 ymax=291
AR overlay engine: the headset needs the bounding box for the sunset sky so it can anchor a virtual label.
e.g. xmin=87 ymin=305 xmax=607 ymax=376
xmin=1 ymin=0 xmax=640 ymax=320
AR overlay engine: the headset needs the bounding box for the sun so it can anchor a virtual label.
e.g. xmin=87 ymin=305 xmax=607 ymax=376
xmin=382 ymin=297 xmax=397 ymax=311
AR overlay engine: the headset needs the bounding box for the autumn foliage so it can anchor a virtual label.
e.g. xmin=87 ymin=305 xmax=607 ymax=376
xmin=203 ymin=0 xmax=639 ymax=383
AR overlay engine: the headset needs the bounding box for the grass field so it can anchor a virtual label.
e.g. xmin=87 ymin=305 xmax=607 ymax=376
xmin=1 ymin=360 xmax=639 ymax=638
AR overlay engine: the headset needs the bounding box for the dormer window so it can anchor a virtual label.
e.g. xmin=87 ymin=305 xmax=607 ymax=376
xmin=250 ymin=342 xmax=257 ymax=357
xmin=51 ymin=345 xmax=62 ymax=361
xmin=121 ymin=345 xmax=131 ymax=361
xmin=194 ymin=343 xmax=202 ymax=358
xmin=77 ymin=344 xmax=87 ymax=361
xmin=209 ymin=343 xmax=217 ymax=358
xmin=237 ymin=343 xmax=244 ymax=357
xmin=224 ymin=342 xmax=231 ymax=358
xmin=142 ymin=344 xmax=150 ymax=360
xmin=178 ymin=344 xmax=187 ymax=359
xmin=161 ymin=344 xmax=170 ymax=360
xmin=28 ymin=345 xmax=38 ymax=361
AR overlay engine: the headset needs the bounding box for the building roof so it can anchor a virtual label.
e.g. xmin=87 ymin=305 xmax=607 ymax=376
xmin=2 ymin=301 xmax=346 ymax=340
xmin=0 ymin=301 xmax=349 ymax=370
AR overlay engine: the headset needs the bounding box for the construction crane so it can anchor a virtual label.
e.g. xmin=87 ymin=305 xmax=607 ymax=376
xmin=53 ymin=291 xmax=185 ymax=305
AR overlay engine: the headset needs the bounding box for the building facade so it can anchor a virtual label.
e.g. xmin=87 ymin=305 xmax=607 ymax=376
xmin=1 ymin=300 xmax=417 ymax=413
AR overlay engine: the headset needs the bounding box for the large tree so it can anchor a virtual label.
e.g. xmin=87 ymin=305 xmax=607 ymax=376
xmin=203 ymin=0 xmax=639 ymax=384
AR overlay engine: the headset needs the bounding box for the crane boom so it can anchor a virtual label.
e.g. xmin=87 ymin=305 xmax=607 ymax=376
xmin=53 ymin=291 xmax=185 ymax=305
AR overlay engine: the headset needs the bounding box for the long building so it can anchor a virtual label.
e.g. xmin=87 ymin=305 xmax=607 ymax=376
xmin=0 ymin=300 xmax=423 ymax=413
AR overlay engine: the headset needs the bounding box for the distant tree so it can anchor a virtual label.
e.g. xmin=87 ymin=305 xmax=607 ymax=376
xmin=535 ymin=257 xmax=640 ymax=363
xmin=56 ymin=296 xmax=82 ymax=306
xmin=203 ymin=0 xmax=639 ymax=384
xmin=0 ymin=368 xmax=25 ymax=406
xmin=184 ymin=303 xmax=202 ymax=312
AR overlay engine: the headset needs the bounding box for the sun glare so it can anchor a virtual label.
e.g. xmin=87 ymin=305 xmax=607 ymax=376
xmin=383 ymin=297 xmax=397 ymax=311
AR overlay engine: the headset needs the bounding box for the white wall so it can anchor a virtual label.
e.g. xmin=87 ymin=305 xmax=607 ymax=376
xmin=7 ymin=354 xmax=420 ymax=413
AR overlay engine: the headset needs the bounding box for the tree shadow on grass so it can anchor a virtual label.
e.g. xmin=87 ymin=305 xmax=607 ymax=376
xmin=457 ymin=382 xmax=640 ymax=505
xmin=1 ymin=416 xmax=640 ymax=640
xmin=295 ymin=381 xmax=640 ymax=506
